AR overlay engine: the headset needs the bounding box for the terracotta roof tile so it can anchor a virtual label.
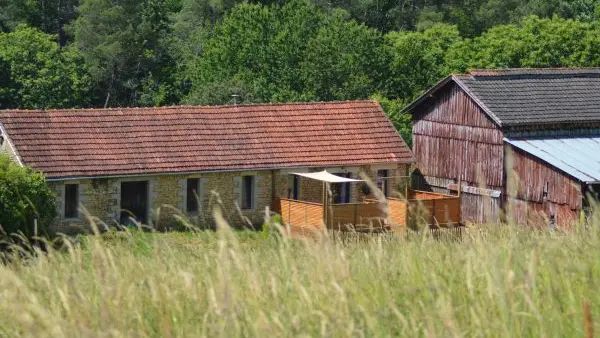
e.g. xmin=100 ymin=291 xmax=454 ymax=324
xmin=0 ymin=101 xmax=414 ymax=179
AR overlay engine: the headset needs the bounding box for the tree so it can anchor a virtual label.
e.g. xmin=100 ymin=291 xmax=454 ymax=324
xmin=0 ymin=154 xmax=57 ymax=238
xmin=0 ymin=0 xmax=80 ymax=46
xmin=372 ymin=93 xmax=412 ymax=147
xmin=299 ymin=9 xmax=387 ymax=101
xmin=184 ymin=0 xmax=387 ymax=104
xmin=0 ymin=25 xmax=90 ymax=109
xmin=384 ymin=23 xmax=461 ymax=102
xmin=71 ymin=0 xmax=180 ymax=107
xmin=444 ymin=16 xmax=599 ymax=72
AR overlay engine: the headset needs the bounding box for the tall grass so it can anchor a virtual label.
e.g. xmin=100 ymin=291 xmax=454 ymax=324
xmin=1 ymin=215 xmax=600 ymax=337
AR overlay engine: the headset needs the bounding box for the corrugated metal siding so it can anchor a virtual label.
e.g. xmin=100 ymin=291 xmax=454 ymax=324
xmin=505 ymin=146 xmax=582 ymax=227
xmin=412 ymin=83 xmax=503 ymax=223
xmin=505 ymin=136 xmax=600 ymax=183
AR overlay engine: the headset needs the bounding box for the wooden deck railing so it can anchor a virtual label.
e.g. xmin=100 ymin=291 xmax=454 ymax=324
xmin=278 ymin=198 xmax=324 ymax=229
xmin=274 ymin=189 xmax=461 ymax=233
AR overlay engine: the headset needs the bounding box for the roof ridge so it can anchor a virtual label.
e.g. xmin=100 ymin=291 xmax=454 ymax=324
xmin=466 ymin=67 xmax=600 ymax=77
xmin=0 ymin=100 xmax=377 ymax=114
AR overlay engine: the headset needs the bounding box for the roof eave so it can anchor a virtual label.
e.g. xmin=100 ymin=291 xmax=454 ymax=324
xmin=452 ymin=76 xmax=503 ymax=127
xmin=0 ymin=122 xmax=24 ymax=167
xmin=44 ymin=160 xmax=415 ymax=182
xmin=401 ymin=75 xmax=454 ymax=114
xmin=401 ymin=75 xmax=504 ymax=128
xmin=372 ymin=100 xmax=416 ymax=163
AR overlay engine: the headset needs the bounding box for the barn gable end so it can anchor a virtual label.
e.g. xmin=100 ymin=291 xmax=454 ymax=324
xmin=411 ymin=81 xmax=504 ymax=224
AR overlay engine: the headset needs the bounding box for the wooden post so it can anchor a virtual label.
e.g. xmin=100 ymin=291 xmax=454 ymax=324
xmin=354 ymin=203 xmax=358 ymax=226
xmin=304 ymin=201 xmax=308 ymax=227
xmin=431 ymin=199 xmax=436 ymax=228
xmin=288 ymin=199 xmax=291 ymax=225
xmin=322 ymin=182 xmax=327 ymax=228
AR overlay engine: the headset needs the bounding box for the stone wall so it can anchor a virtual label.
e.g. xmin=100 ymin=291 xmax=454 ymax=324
xmin=49 ymin=170 xmax=276 ymax=233
xmin=48 ymin=164 xmax=410 ymax=234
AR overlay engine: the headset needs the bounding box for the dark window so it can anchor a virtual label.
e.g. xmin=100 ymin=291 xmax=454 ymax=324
xmin=332 ymin=173 xmax=351 ymax=204
xmin=64 ymin=184 xmax=79 ymax=218
xmin=242 ymin=176 xmax=254 ymax=209
xmin=187 ymin=178 xmax=200 ymax=213
xmin=377 ymin=169 xmax=389 ymax=197
xmin=288 ymin=174 xmax=299 ymax=200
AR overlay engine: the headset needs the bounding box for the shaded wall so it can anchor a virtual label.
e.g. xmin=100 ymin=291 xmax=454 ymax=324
xmin=506 ymin=146 xmax=582 ymax=227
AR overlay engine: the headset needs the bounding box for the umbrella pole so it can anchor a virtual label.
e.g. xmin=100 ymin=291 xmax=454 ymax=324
xmin=322 ymin=182 xmax=327 ymax=228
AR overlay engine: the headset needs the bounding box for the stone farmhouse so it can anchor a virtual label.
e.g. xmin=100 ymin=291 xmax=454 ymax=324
xmin=0 ymin=101 xmax=414 ymax=233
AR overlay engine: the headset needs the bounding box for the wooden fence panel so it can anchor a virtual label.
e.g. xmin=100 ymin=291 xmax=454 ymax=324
xmin=279 ymin=199 xmax=324 ymax=228
xmin=387 ymin=198 xmax=407 ymax=227
xmin=408 ymin=197 xmax=461 ymax=227
xmin=331 ymin=204 xmax=357 ymax=228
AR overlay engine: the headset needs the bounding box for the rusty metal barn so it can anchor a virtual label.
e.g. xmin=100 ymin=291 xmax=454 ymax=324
xmin=404 ymin=68 xmax=600 ymax=228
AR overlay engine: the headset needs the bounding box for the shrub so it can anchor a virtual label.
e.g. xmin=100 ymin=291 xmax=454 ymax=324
xmin=0 ymin=154 xmax=57 ymax=237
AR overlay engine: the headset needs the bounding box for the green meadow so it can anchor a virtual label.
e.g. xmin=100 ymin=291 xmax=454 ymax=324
xmin=1 ymin=213 xmax=600 ymax=337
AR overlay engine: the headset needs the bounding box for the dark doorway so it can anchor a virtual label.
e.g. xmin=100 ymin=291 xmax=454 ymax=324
xmin=120 ymin=181 xmax=149 ymax=225
xmin=332 ymin=173 xmax=351 ymax=204
xmin=288 ymin=174 xmax=299 ymax=200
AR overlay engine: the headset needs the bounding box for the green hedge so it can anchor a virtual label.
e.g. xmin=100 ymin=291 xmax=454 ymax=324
xmin=0 ymin=154 xmax=57 ymax=237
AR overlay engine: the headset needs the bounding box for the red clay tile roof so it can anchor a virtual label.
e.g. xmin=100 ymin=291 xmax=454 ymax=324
xmin=0 ymin=101 xmax=413 ymax=179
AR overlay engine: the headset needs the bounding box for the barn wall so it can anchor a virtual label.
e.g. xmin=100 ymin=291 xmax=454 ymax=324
xmin=505 ymin=146 xmax=582 ymax=227
xmin=412 ymin=83 xmax=504 ymax=224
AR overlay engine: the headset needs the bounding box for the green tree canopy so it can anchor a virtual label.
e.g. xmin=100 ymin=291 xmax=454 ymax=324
xmin=384 ymin=23 xmax=461 ymax=102
xmin=0 ymin=25 xmax=90 ymax=109
xmin=71 ymin=0 xmax=180 ymax=107
xmin=184 ymin=0 xmax=387 ymax=105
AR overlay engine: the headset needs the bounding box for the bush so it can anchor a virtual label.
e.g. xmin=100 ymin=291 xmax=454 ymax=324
xmin=0 ymin=154 xmax=57 ymax=237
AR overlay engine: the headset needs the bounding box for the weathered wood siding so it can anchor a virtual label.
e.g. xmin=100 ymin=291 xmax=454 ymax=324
xmin=412 ymin=83 xmax=504 ymax=223
xmin=506 ymin=146 xmax=582 ymax=227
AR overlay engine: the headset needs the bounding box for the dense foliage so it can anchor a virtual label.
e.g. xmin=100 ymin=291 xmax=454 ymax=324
xmin=2 ymin=0 xmax=600 ymax=136
xmin=0 ymin=154 xmax=57 ymax=237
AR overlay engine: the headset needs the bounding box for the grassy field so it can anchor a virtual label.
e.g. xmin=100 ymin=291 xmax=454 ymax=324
xmin=1 ymin=216 xmax=600 ymax=337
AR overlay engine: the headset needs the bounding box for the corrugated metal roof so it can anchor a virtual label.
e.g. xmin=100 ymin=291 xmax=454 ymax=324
xmin=505 ymin=136 xmax=600 ymax=183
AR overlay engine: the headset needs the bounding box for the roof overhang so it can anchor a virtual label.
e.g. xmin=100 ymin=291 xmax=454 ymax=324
xmin=401 ymin=74 xmax=503 ymax=127
xmin=0 ymin=122 xmax=23 ymax=166
xmin=504 ymin=136 xmax=600 ymax=184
